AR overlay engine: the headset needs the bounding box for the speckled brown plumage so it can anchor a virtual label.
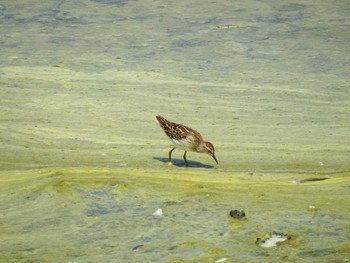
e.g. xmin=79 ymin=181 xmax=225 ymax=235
xmin=156 ymin=115 xmax=218 ymax=166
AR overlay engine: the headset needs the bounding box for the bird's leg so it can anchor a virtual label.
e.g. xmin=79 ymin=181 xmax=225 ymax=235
xmin=169 ymin=147 xmax=175 ymax=162
xmin=183 ymin=151 xmax=188 ymax=166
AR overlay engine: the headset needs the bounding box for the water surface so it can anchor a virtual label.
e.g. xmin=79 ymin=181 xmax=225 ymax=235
xmin=0 ymin=0 xmax=349 ymax=262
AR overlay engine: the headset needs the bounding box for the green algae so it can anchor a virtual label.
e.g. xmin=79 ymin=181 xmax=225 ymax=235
xmin=0 ymin=168 xmax=349 ymax=262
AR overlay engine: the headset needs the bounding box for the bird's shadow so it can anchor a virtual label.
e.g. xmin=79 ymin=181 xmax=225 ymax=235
xmin=153 ymin=157 xmax=215 ymax=169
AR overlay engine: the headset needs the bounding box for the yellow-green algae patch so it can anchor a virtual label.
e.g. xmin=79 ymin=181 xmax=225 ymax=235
xmin=0 ymin=168 xmax=349 ymax=262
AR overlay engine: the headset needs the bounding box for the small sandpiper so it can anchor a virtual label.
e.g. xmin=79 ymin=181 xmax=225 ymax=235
xmin=156 ymin=115 xmax=218 ymax=166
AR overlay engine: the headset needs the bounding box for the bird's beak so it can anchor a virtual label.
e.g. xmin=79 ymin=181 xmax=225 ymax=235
xmin=211 ymin=153 xmax=219 ymax=165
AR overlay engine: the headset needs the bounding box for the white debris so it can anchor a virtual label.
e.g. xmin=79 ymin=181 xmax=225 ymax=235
xmin=319 ymin=162 xmax=325 ymax=166
xmin=215 ymin=257 xmax=228 ymax=263
xmin=153 ymin=208 xmax=163 ymax=217
xmin=308 ymin=205 xmax=318 ymax=212
xmin=260 ymin=233 xmax=289 ymax=248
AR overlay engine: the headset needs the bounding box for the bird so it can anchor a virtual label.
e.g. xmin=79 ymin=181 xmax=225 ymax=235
xmin=155 ymin=115 xmax=218 ymax=166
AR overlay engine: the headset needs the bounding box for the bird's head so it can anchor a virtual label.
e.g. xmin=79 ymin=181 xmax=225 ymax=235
xmin=203 ymin=141 xmax=218 ymax=165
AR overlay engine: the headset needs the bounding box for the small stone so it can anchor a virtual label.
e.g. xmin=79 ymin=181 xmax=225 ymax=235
xmin=229 ymin=209 xmax=246 ymax=220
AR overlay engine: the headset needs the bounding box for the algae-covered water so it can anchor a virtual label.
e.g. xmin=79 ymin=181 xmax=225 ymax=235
xmin=1 ymin=1 xmax=349 ymax=262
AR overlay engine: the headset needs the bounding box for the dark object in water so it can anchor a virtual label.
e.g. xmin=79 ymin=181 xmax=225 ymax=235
xmin=229 ymin=209 xmax=246 ymax=220
xmin=132 ymin=244 xmax=144 ymax=251
xmin=295 ymin=178 xmax=329 ymax=183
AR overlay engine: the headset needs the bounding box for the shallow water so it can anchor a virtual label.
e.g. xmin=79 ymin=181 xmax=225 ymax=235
xmin=1 ymin=0 xmax=349 ymax=262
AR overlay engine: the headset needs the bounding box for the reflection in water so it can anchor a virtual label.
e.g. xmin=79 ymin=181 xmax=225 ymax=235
xmin=153 ymin=157 xmax=215 ymax=169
